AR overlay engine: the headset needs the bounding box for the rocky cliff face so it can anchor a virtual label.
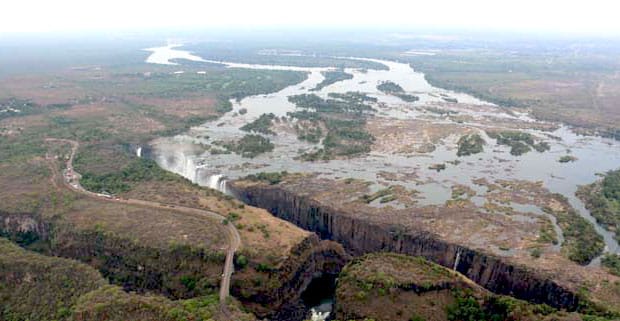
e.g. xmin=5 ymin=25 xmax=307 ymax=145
xmin=232 ymin=234 xmax=349 ymax=320
xmin=0 ymin=212 xmax=50 ymax=246
xmin=0 ymin=209 xmax=350 ymax=320
xmin=0 ymin=211 xmax=224 ymax=299
xmin=229 ymin=182 xmax=581 ymax=311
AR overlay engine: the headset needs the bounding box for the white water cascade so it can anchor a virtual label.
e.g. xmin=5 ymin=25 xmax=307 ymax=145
xmin=136 ymin=147 xmax=142 ymax=158
xmin=154 ymin=151 xmax=198 ymax=183
xmin=184 ymin=157 xmax=198 ymax=183
xmin=453 ymin=249 xmax=462 ymax=271
xmin=309 ymin=308 xmax=330 ymax=321
xmin=207 ymin=174 xmax=227 ymax=194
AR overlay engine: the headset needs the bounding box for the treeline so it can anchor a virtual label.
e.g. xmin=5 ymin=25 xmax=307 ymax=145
xmin=245 ymin=171 xmax=289 ymax=185
xmin=544 ymin=193 xmax=604 ymax=265
xmin=221 ymin=134 xmax=274 ymax=158
xmin=486 ymin=130 xmax=550 ymax=156
xmin=287 ymin=92 xmax=376 ymax=160
xmin=377 ymin=81 xmax=404 ymax=94
xmin=240 ymin=113 xmax=276 ymax=135
xmin=457 ymin=133 xmax=485 ymax=157
xmin=0 ymin=98 xmax=71 ymax=121
xmin=311 ymin=70 xmax=353 ymax=91
xmin=423 ymin=73 xmax=526 ymax=108
xmin=578 ymin=169 xmax=620 ymax=241
xmin=80 ymin=158 xmax=178 ymax=194
xmin=377 ymin=81 xmax=419 ymax=103
xmin=288 ymin=92 xmax=375 ymax=115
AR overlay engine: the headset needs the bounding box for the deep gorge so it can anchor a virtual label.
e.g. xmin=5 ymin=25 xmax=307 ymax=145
xmin=228 ymin=180 xmax=583 ymax=311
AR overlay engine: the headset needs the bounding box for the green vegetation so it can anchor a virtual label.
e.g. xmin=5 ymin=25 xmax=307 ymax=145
xmin=0 ymin=57 xmax=313 ymax=321
xmin=215 ymin=97 xmax=233 ymax=113
xmin=240 ymin=113 xmax=276 ymax=135
xmin=424 ymin=106 xmax=457 ymax=116
xmin=235 ymin=255 xmax=249 ymax=269
xmin=312 ymin=70 xmax=353 ymax=91
xmin=72 ymin=285 xmax=224 ymax=321
xmin=294 ymin=123 xmax=323 ymax=143
xmin=537 ymin=218 xmax=560 ymax=246
xmin=487 ymin=130 xmax=550 ymax=156
xmin=405 ymin=47 xmax=620 ymax=136
xmin=456 ymin=133 xmax=485 ymax=157
xmin=0 ymin=98 xmax=70 ymax=121
xmin=447 ymin=292 xmax=503 ymax=321
xmin=603 ymin=169 xmax=620 ymax=200
xmin=543 ymin=194 xmax=605 ymax=264
xmin=288 ymin=93 xmax=376 ymax=160
xmin=79 ymin=158 xmax=178 ymax=194
xmin=429 ymin=163 xmax=447 ymax=172
xmin=601 ymin=254 xmax=620 ymax=276
xmin=334 ymin=253 xmax=611 ymax=321
xmin=223 ymin=134 xmax=275 ymax=158
xmin=185 ymin=43 xmax=389 ymax=70
xmin=245 ymin=171 xmax=288 ymax=185
xmin=0 ymin=237 xmax=106 ymax=321
xmin=360 ymin=186 xmax=395 ymax=204
xmin=451 ymin=185 xmax=475 ymax=200
xmin=132 ymin=69 xmax=307 ymax=100
xmin=377 ymin=81 xmax=419 ymax=102
xmin=288 ymin=92 xmax=376 ymax=115
xmin=578 ymin=169 xmax=620 ymax=240
xmin=377 ymin=81 xmax=405 ymax=93
xmin=223 ymin=212 xmax=242 ymax=225
xmin=394 ymin=93 xmax=420 ymax=102
xmin=559 ymin=155 xmax=578 ymax=163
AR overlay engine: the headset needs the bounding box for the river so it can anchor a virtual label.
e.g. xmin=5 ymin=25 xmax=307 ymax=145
xmin=143 ymin=44 xmax=620 ymax=312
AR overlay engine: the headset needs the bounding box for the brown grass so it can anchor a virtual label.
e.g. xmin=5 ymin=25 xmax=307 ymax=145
xmin=336 ymin=253 xmax=485 ymax=321
xmin=0 ymin=160 xmax=56 ymax=214
xmin=123 ymin=180 xmax=309 ymax=260
xmin=0 ymin=74 xmax=88 ymax=105
xmin=63 ymin=197 xmax=228 ymax=251
xmin=366 ymin=118 xmax=470 ymax=154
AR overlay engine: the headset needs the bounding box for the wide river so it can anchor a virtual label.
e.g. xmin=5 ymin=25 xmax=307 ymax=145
xmin=144 ymin=44 xmax=620 ymax=261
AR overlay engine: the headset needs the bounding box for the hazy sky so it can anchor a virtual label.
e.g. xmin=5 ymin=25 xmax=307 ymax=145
xmin=2 ymin=0 xmax=619 ymax=35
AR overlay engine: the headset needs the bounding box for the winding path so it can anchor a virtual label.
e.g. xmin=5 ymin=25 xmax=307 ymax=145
xmin=44 ymin=138 xmax=240 ymax=317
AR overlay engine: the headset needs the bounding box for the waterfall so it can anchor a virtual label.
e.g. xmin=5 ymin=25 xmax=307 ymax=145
xmin=310 ymin=309 xmax=330 ymax=321
xmin=136 ymin=147 xmax=142 ymax=158
xmin=207 ymin=174 xmax=227 ymax=194
xmin=453 ymin=248 xmax=462 ymax=271
xmin=182 ymin=156 xmax=197 ymax=183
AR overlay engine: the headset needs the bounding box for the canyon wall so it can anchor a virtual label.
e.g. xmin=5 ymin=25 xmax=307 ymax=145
xmin=232 ymin=234 xmax=349 ymax=320
xmin=229 ymin=182 xmax=581 ymax=311
xmin=0 ymin=211 xmax=224 ymax=299
xmin=1 ymin=209 xmax=350 ymax=320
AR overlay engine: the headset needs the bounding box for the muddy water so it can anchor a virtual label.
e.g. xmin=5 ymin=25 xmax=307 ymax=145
xmin=145 ymin=44 xmax=620 ymax=257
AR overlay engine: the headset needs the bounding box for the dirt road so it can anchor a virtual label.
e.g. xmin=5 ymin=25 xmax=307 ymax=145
xmin=44 ymin=138 xmax=240 ymax=315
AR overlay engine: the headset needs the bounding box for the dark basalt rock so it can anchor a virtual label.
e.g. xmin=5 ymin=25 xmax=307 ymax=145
xmin=232 ymin=234 xmax=349 ymax=320
xmin=229 ymin=181 xmax=581 ymax=311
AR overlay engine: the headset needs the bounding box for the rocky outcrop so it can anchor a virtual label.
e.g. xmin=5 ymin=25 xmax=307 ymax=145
xmin=0 ymin=212 xmax=50 ymax=246
xmin=232 ymin=234 xmax=349 ymax=320
xmin=229 ymin=181 xmax=581 ymax=311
